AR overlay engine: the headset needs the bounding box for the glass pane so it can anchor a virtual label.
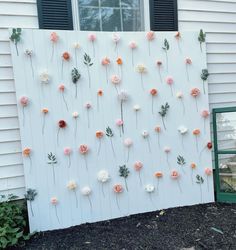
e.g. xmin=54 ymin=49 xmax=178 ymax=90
xmin=79 ymin=8 xmax=100 ymax=31
xmin=216 ymin=112 xmax=236 ymax=151
xmin=78 ymin=0 xmax=99 ymax=7
xmin=101 ymin=0 xmax=119 ymax=7
xmin=122 ymin=9 xmax=142 ymax=31
xmin=218 ymin=154 xmax=236 ymax=193
xmin=121 ymin=0 xmax=140 ymax=8
xmin=101 ymin=8 xmax=121 ymax=31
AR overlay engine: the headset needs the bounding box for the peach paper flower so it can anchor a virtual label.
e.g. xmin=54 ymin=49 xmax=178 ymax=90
xmin=67 ymin=180 xmax=78 ymax=207
xmin=116 ymin=119 xmax=123 ymax=137
xmin=146 ymin=31 xmax=155 ymax=55
xmin=19 ymin=96 xmax=29 ymax=126
xmin=176 ymin=91 xmax=185 ymax=115
xmin=111 ymin=75 xmax=121 ymax=93
xmin=79 ymin=144 xmax=89 ymax=170
xmin=113 ymin=184 xmax=123 ymax=213
xmin=191 ymin=88 xmax=200 ymax=112
xmin=175 ymin=32 xmax=181 ymax=52
xmin=171 ymin=170 xmax=182 ymax=193
xmin=185 ymin=57 xmax=192 ymax=81
xmin=97 ymin=89 xmax=103 ymax=112
xmin=101 ymin=57 xmax=110 ymax=84
xmin=58 ymin=84 xmax=68 ymax=111
xmin=193 ymin=129 xmax=201 ymax=152
xmin=61 ymin=52 xmax=70 ymax=79
xmin=22 ymin=147 xmax=32 ymax=172
xmin=41 ymin=108 xmax=49 ymax=134
xmin=154 ymin=171 xmax=163 ymax=191
xmin=154 ymin=125 xmax=161 ymax=148
xmin=201 ymin=109 xmax=210 ymax=133
xmin=129 ymin=41 xmax=137 ymax=66
xmin=150 ymin=88 xmax=158 ymax=114
xmin=136 ymin=64 xmax=147 ymax=90
xmin=50 ymin=32 xmax=58 ymax=61
xmin=190 ymin=163 xmax=197 ymax=184
xmin=50 ymin=196 xmax=60 ymax=224
xmin=116 ymin=57 xmax=123 ymax=65
xmin=96 ymin=131 xmax=104 ymax=155
xmin=205 ymin=167 xmax=213 ymax=191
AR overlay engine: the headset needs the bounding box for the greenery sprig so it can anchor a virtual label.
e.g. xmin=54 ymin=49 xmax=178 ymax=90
xmin=47 ymin=152 xmax=57 ymax=184
xmin=9 ymin=28 xmax=22 ymax=56
xmin=201 ymin=69 xmax=209 ymax=94
xmin=198 ymin=29 xmax=206 ymax=52
xmin=119 ymin=165 xmax=130 ymax=191
xmin=71 ymin=67 xmax=81 ymax=98
xmin=25 ymin=189 xmax=37 ymax=217
xmin=196 ymin=174 xmax=204 ymax=202
xmin=158 ymin=102 xmax=170 ymax=130
xmin=162 ymin=39 xmax=170 ymax=71
xmin=84 ymin=53 xmax=93 ymax=88
xmin=177 ymin=155 xmax=186 ymax=173
xmin=106 ymin=127 xmax=116 ymax=157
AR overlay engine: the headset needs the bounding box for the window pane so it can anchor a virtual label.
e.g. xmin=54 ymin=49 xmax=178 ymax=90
xmin=121 ymin=0 xmax=140 ymax=8
xmin=122 ymin=9 xmax=142 ymax=31
xmin=216 ymin=112 xmax=236 ymax=151
xmin=79 ymin=8 xmax=100 ymax=31
xmin=101 ymin=0 xmax=119 ymax=7
xmin=101 ymin=8 xmax=121 ymax=31
xmin=218 ymin=154 xmax=236 ymax=193
xmin=78 ymin=0 xmax=98 ymax=7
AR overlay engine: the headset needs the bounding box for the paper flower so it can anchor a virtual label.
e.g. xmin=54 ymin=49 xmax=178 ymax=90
xmin=25 ymin=49 xmax=34 ymax=77
xmin=164 ymin=146 xmax=171 ymax=168
xmin=176 ymin=91 xmax=185 ymax=115
xmin=175 ymin=32 xmax=181 ymax=52
xmin=116 ymin=118 xmax=124 ymax=137
xmin=79 ymin=144 xmax=89 ymax=170
xmin=178 ymin=126 xmax=188 ymax=148
xmin=85 ymin=102 xmax=92 ymax=128
xmin=73 ymin=43 xmax=80 ymax=67
xmin=106 ymin=127 xmax=116 ymax=157
xmin=61 ymin=52 xmax=70 ymax=79
xmin=50 ymin=196 xmax=60 ymax=224
xmin=146 ymin=31 xmax=155 ymax=55
xmin=205 ymin=167 xmax=212 ymax=191
xmin=201 ymin=110 xmax=210 ymax=134
xmin=150 ymin=88 xmax=158 ymax=114
xmin=134 ymin=161 xmax=143 ymax=185
xmin=71 ymin=67 xmax=81 ymax=98
xmin=191 ymin=88 xmax=200 ymax=112
xmin=39 ymin=70 xmax=50 ymax=84
xmin=40 ymin=108 xmax=48 ymax=134
xmin=193 ymin=129 xmax=201 ymax=152
xmin=25 ymin=189 xmax=37 ymax=217
xmin=154 ymin=126 xmax=161 ymax=148
xmin=142 ymin=130 xmax=151 ymax=153
xmin=185 ymin=57 xmax=192 ymax=81
xmin=113 ymin=184 xmax=123 ymax=213
xmin=133 ymin=105 xmax=140 ymax=129
xmin=124 ymin=138 xmax=133 ymax=162
xmin=156 ymin=60 xmax=163 ymax=82
xmin=101 ymin=57 xmax=110 ymax=84
xmin=81 ymin=186 xmax=92 ymax=210
xmin=166 ymin=76 xmax=174 ymax=97
xmin=158 ymin=103 xmax=170 ymax=130
xmin=136 ymin=64 xmax=147 ymax=90
xmin=112 ymin=33 xmax=120 ymax=55
xmin=96 ymin=89 xmax=103 ymax=112
xmin=64 ymin=147 xmax=72 ymax=168
xmin=117 ymin=57 xmax=122 ymax=65
xmin=154 ymin=171 xmax=163 ymax=191
xmin=129 ymin=41 xmax=137 ymax=66
xmin=72 ymin=111 xmax=79 ymax=138
xmin=119 ymin=165 xmax=130 ymax=191
xmin=200 ymin=141 xmax=213 ymax=156
xmin=162 ymin=39 xmax=170 ymax=72
xmin=196 ymin=174 xmax=204 ymax=202
xmin=19 ymin=96 xmax=29 ymax=126
xmin=96 ymin=131 xmax=104 ymax=156
xmin=190 ymin=162 xmax=197 ymax=184
xmin=23 ymin=147 xmax=32 ymax=172
xmin=57 ymin=120 xmax=67 ymax=146
xmin=171 ymin=170 xmax=182 ymax=193
xmin=201 ymin=69 xmax=209 ymax=94
xmin=145 ymin=184 xmax=155 ymax=193
xmin=118 ymin=90 xmax=128 ymax=134
xmin=83 ymin=53 xmax=93 ymax=88
xmin=111 ymin=75 xmax=121 ymax=93
xmin=198 ymin=29 xmax=206 ymax=52
xmin=97 ymin=170 xmax=110 ymax=197
xmin=88 ymin=33 xmax=96 ymax=57
xmin=58 ymin=84 xmax=68 ymax=111
xmin=67 ymin=180 xmax=78 ymax=208
xmin=50 ymin=32 xmax=58 ymax=61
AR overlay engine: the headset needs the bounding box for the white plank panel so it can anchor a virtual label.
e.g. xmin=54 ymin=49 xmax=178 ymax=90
xmin=0 ymin=129 xmax=20 ymax=142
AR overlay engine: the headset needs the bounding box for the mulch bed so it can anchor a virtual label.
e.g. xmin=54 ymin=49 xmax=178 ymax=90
xmin=13 ymin=202 xmax=236 ymax=250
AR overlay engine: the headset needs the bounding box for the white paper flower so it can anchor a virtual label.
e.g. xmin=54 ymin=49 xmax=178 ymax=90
xmin=136 ymin=64 xmax=147 ymax=73
xmin=97 ymin=170 xmax=110 ymax=183
xmin=25 ymin=49 xmax=33 ymax=56
xmin=67 ymin=180 xmax=77 ymax=190
xmin=40 ymin=70 xmax=50 ymax=84
xmin=81 ymin=186 xmax=91 ymax=196
xmin=72 ymin=111 xmax=79 ymax=118
xmin=145 ymin=184 xmax=155 ymax=193
xmin=124 ymin=138 xmax=133 ymax=147
xmin=142 ymin=130 xmax=149 ymax=138
xmin=133 ymin=104 xmax=140 ymax=111
xmin=176 ymin=91 xmax=183 ymax=99
xmin=178 ymin=126 xmax=188 ymax=135
xmin=73 ymin=43 xmax=80 ymax=49
xmin=118 ymin=90 xmax=128 ymax=102
xmin=164 ymin=146 xmax=171 ymax=153
xmin=112 ymin=33 xmax=120 ymax=43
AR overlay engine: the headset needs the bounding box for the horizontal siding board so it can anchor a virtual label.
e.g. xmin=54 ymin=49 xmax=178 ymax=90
xmin=0 ymin=92 xmax=16 ymax=105
xmin=0 ymin=80 xmax=15 ymax=92
xmin=0 ymin=141 xmax=21 ymax=155
xmin=0 ymin=175 xmax=25 ymax=192
xmin=0 ymin=152 xmax=23 ymax=167
xmin=0 ymin=105 xmax=18 ymax=117
xmin=0 ymin=187 xmax=26 ymax=199
xmin=0 ymin=117 xmax=19 ymax=129
xmin=0 ymin=164 xmax=24 ymax=179
xmin=0 ymin=16 xmax=38 ymax=28
xmin=0 ymin=2 xmax=37 ymax=16
xmin=0 ymin=129 xmax=20 ymax=142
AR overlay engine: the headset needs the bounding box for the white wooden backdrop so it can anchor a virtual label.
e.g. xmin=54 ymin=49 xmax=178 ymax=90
xmin=10 ymin=29 xmax=214 ymax=232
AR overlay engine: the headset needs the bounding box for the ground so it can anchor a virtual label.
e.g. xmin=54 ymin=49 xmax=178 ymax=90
xmin=12 ymin=203 xmax=236 ymax=250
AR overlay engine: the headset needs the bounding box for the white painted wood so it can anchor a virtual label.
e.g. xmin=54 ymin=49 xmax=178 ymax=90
xmin=10 ymin=29 xmax=214 ymax=232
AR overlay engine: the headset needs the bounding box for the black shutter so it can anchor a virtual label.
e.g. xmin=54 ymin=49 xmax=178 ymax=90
xmin=149 ymin=0 xmax=178 ymax=31
xmin=37 ymin=0 xmax=73 ymax=30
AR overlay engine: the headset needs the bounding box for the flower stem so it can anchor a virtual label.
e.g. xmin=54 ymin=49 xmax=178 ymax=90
xmin=140 ymin=73 xmax=144 ymax=91
xmin=148 ymin=41 xmax=151 ymax=56
xmin=15 ymin=43 xmax=19 ymax=56
xmin=52 ymin=163 xmax=56 ymax=184
xmin=158 ymin=67 xmax=162 ymax=83
xmin=120 ymin=102 xmax=124 ymax=134
xmin=147 ymin=138 xmax=151 ymax=153
xmin=87 ymin=110 xmax=90 ymax=128
xmin=57 ymin=128 xmax=60 ymax=146
xmin=42 ymin=116 xmax=45 ymax=135
xmin=165 ymin=51 xmax=168 ymax=72
xmin=30 ymin=201 xmax=34 ymax=216
xmin=203 ymin=80 xmax=206 ymax=94
xmin=92 ymin=41 xmax=95 ymax=57
xmin=177 ymin=180 xmax=182 ymax=193
xmin=62 ymin=93 xmax=69 ymax=111
xmin=84 ymin=156 xmax=88 ymax=170
xmin=101 ymin=183 xmax=105 ymax=197
xmin=151 ymin=97 xmax=154 ymax=114
xmin=138 ymin=171 xmax=142 ymax=186
xmin=161 ymin=117 xmax=166 ymax=130
xmin=68 ymin=155 xmax=71 ymax=168
xmin=51 ymin=44 xmax=54 ymax=61
xmin=55 ymin=206 xmax=60 ymax=225
xmin=126 ymin=148 xmax=130 ymax=162
xmin=87 ymin=66 xmax=91 ymax=88
xmin=181 ymin=99 xmax=185 ymax=116
xmin=124 ymin=178 xmax=128 ymax=192
xmin=110 ymin=138 xmax=116 ymax=158
xmin=186 ymin=64 xmax=189 ymax=82
xmin=22 ymin=107 xmax=25 ymax=127
xmin=97 ymin=140 xmax=102 ymax=156
xmin=30 ymin=57 xmax=34 ymax=78
xmin=105 ymin=66 xmax=108 ymax=84
xmin=195 ymin=137 xmax=199 ymax=152
xmin=74 ymin=119 xmax=77 ymax=138
xmin=131 ymin=50 xmax=134 ymax=66
xmin=116 ymin=195 xmax=121 ymax=213
xmin=135 ymin=112 xmax=138 ymax=129
xmin=74 ymin=190 xmax=78 ymax=208
xmin=195 ymin=98 xmax=198 ymax=112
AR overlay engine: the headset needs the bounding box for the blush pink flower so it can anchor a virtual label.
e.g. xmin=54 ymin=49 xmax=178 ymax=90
xmin=116 ymin=119 xmax=123 ymax=126
xmin=171 ymin=170 xmax=180 ymax=179
xmin=134 ymin=161 xmax=143 ymax=171
xmin=185 ymin=57 xmax=192 ymax=64
xmin=79 ymin=144 xmax=89 ymax=155
xmin=166 ymin=76 xmax=174 ymax=85
xmin=164 ymin=146 xmax=171 ymax=153
xmin=129 ymin=41 xmax=137 ymax=49
xmin=124 ymin=138 xmax=133 ymax=147
xmin=50 ymin=197 xmax=58 ymax=205
xmin=191 ymin=88 xmax=200 ymax=97
xmin=155 ymin=126 xmax=161 ymax=133
xmin=85 ymin=102 xmax=92 ymax=109
xmin=64 ymin=147 xmax=72 ymax=156
xmin=112 ymin=33 xmax=120 ymax=43
xmin=113 ymin=184 xmax=123 ymax=193
xmin=58 ymin=84 xmax=65 ymax=92
xmin=50 ymin=32 xmax=59 ymax=43
xmin=146 ymin=31 xmax=155 ymax=41
xmin=20 ymin=96 xmax=29 ymax=106
xmin=201 ymin=110 xmax=210 ymax=118
xmin=88 ymin=33 xmax=96 ymax=42
xmin=111 ymin=75 xmax=121 ymax=85
xmin=101 ymin=57 xmax=110 ymax=66
xmin=205 ymin=167 xmax=213 ymax=176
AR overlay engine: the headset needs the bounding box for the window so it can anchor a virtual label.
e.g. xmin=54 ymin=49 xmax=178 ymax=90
xmin=76 ymin=0 xmax=145 ymax=31
xmin=213 ymin=107 xmax=236 ymax=202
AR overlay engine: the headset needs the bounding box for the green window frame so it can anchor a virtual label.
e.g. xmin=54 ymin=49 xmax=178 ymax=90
xmin=213 ymin=107 xmax=236 ymax=203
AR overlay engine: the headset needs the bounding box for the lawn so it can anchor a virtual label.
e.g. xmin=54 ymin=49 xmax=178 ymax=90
xmin=14 ymin=202 xmax=236 ymax=250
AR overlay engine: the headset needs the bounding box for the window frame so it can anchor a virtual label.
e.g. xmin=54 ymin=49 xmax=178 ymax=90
xmin=71 ymin=0 xmax=150 ymax=31
xmin=213 ymin=106 xmax=236 ymax=203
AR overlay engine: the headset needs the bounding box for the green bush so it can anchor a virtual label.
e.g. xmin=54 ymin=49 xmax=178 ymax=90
xmin=0 ymin=194 xmax=31 ymax=249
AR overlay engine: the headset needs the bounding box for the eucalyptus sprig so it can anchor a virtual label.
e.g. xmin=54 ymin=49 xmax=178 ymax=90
xmin=119 ymin=165 xmax=130 ymax=191
xmin=71 ymin=67 xmax=81 ymax=98
xmin=198 ymin=29 xmax=206 ymax=52
xmin=84 ymin=53 xmax=93 ymax=88
xmin=47 ymin=152 xmax=57 ymax=184
xmin=177 ymin=155 xmax=186 ymax=173
xmin=196 ymin=174 xmax=204 ymax=202
xmin=106 ymin=126 xmax=116 ymax=157
xmin=201 ymin=69 xmax=209 ymax=94
xmin=9 ymin=28 xmax=22 ymax=56
xmin=25 ymin=188 xmax=37 ymax=217
xmin=158 ymin=102 xmax=170 ymax=130
xmin=162 ymin=39 xmax=170 ymax=71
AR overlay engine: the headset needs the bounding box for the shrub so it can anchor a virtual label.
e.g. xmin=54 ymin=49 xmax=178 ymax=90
xmin=0 ymin=194 xmax=31 ymax=249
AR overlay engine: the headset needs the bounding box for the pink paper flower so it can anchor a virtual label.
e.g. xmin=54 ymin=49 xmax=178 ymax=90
xmin=185 ymin=57 xmax=192 ymax=81
xmin=50 ymin=32 xmax=59 ymax=43
xmin=113 ymin=184 xmax=123 ymax=193
xmin=134 ymin=161 xmax=143 ymax=171
xmin=155 ymin=126 xmax=161 ymax=133
xmin=171 ymin=170 xmax=179 ymax=179
xmin=64 ymin=147 xmax=72 ymax=155
xmin=129 ymin=41 xmax=137 ymax=66
xmin=112 ymin=33 xmax=120 ymax=43
xmin=124 ymin=138 xmax=133 ymax=147
xmin=164 ymin=146 xmax=171 ymax=153
xmin=116 ymin=119 xmax=123 ymax=126
xmin=58 ymin=84 xmax=65 ymax=92
xmin=50 ymin=197 xmax=58 ymax=205
xmin=164 ymin=146 xmax=171 ymax=168
xmin=111 ymin=75 xmax=121 ymax=93
xmin=185 ymin=57 xmax=192 ymax=64
xmin=79 ymin=144 xmax=89 ymax=155
xmin=20 ymin=96 xmax=29 ymax=107
xmin=166 ymin=76 xmax=174 ymax=96
xmin=101 ymin=57 xmax=110 ymax=66
xmin=205 ymin=167 xmax=212 ymax=176
xmin=191 ymin=88 xmax=200 ymax=111
xmin=58 ymin=84 xmax=68 ymax=111
xmin=88 ymin=33 xmax=96 ymax=42
xmin=146 ymin=31 xmax=155 ymax=41
xmin=72 ymin=111 xmax=79 ymax=118
xmin=85 ymin=102 xmax=92 ymax=109
xmin=201 ymin=110 xmax=210 ymax=118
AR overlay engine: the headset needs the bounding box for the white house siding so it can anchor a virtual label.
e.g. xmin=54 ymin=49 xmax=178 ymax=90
xmin=0 ymin=0 xmax=38 ymax=198
xmin=1 ymin=0 xmax=236 ymax=198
